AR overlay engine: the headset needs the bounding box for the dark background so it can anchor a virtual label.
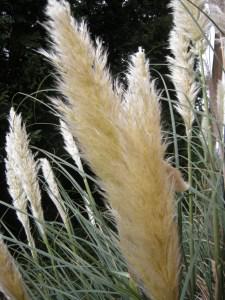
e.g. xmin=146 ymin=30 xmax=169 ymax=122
xmin=0 ymin=0 xmax=174 ymax=236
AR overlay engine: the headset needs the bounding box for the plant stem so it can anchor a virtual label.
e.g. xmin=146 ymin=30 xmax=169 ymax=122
xmin=187 ymin=131 xmax=195 ymax=298
xmin=83 ymin=176 xmax=96 ymax=226
xmin=212 ymin=182 xmax=222 ymax=300
xmin=168 ymin=94 xmax=182 ymax=241
xmin=199 ymin=48 xmax=213 ymax=158
xmin=199 ymin=45 xmax=222 ymax=300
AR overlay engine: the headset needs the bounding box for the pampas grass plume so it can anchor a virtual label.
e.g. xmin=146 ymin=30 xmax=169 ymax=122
xmin=168 ymin=0 xmax=210 ymax=135
xmin=115 ymin=47 xmax=180 ymax=300
xmin=0 ymin=237 xmax=30 ymax=300
xmin=40 ymin=157 xmax=69 ymax=230
xmin=44 ymin=0 xmax=121 ymax=183
xmin=60 ymin=120 xmax=96 ymax=225
xmin=5 ymin=156 xmax=35 ymax=250
xmin=6 ymin=108 xmax=45 ymax=237
xmin=168 ymin=30 xmax=198 ymax=135
xmin=169 ymin=0 xmax=209 ymax=43
xmin=124 ymin=47 xmax=188 ymax=192
xmin=59 ymin=120 xmax=83 ymax=172
xmin=44 ymin=1 xmax=181 ymax=298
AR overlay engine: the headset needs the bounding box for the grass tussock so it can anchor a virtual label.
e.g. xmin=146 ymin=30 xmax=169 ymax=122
xmin=1 ymin=0 xmax=225 ymax=299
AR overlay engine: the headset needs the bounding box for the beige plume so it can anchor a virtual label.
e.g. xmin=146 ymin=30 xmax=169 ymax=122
xmin=44 ymin=1 xmax=181 ymax=298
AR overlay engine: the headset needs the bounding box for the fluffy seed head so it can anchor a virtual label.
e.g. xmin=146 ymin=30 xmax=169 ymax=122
xmin=44 ymin=1 xmax=181 ymax=298
xmin=40 ymin=158 xmax=69 ymax=225
xmin=6 ymin=108 xmax=45 ymax=237
xmin=5 ymin=156 xmax=35 ymax=249
xmin=168 ymin=0 xmax=205 ymax=134
xmin=60 ymin=120 xmax=84 ymax=172
xmin=169 ymin=0 xmax=209 ymax=43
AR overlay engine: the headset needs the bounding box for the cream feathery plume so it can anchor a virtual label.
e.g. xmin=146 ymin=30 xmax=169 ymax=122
xmin=123 ymin=47 xmax=152 ymax=107
xmin=168 ymin=30 xmax=199 ymax=135
xmin=59 ymin=120 xmax=96 ymax=225
xmin=44 ymin=1 xmax=180 ymax=298
xmin=6 ymin=108 xmax=45 ymax=237
xmin=5 ymin=156 xmax=35 ymax=250
xmin=59 ymin=120 xmax=83 ymax=172
xmin=116 ymin=48 xmax=180 ymax=299
xmin=168 ymin=0 xmax=209 ymax=135
xmin=123 ymin=46 xmax=161 ymax=121
xmin=0 ymin=237 xmax=30 ymax=300
xmin=124 ymin=47 xmax=189 ymax=192
xmin=43 ymin=0 xmax=121 ymax=183
xmin=40 ymin=158 xmax=69 ymax=229
xmin=168 ymin=0 xmax=209 ymax=136
xmin=169 ymin=0 xmax=209 ymax=43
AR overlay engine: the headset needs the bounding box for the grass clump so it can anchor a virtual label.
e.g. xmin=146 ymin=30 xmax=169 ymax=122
xmin=1 ymin=0 xmax=225 ymax=299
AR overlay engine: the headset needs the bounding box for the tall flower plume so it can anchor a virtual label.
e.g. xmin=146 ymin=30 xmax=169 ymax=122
xmin=43 ymin=1 xmax=182 ymax=298
xmin=60 ymin=120 xmax=96 ymax=225
xmin=40 ymin=157 xmax=69 ymax=230
xmin=169 ymin=0 xmax=209 ymax=43
xmin=42 ymin=0 xmax=121 ymax=183
xmin=5 ymin=108 xmax=45 ymax=237
xmin=168 ymin=0 xmax=209 ymax=135
xmin=116 ymin=47 xmax=181 ymax=299
xmin=5 ymin=153 xmax=35 ymax=250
